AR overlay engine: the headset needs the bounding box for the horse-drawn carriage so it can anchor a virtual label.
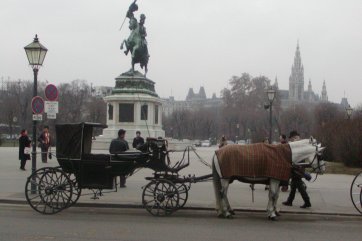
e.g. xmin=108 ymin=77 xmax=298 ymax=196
xmin=25 ymin=122 xmax=326 ymax=220
xmin=25 ymin=122 xmax=212 ymax=216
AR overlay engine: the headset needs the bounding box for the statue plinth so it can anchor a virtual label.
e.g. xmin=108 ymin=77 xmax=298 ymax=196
xmin=92 ymin=71 xmax=165 ymax=150
xmin=113 ymin=70 xmax=158 ymax=97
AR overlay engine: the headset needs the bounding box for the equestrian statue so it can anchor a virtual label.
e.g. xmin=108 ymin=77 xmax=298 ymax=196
xmin=121 ymin=0 xmax=150 ymax=76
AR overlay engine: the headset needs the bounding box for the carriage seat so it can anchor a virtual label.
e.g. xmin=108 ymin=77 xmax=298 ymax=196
xmin=111 ymin=152 xmax=149 ymax=162
xmin=82 ymin=154 xmax=111 ymax=161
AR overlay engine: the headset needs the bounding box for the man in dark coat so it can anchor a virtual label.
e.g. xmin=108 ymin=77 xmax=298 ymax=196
xmin=109 ymin=129 xmax=129 ymax=187
xmin=282 ymin=130 xmax=312 ymax=208
xmin=132 ymin=131 xmax=144 ymax=150
xmin=19 ymin=129 xmax=31 ymax=170
xmin=38 ymin=126 xmax=51 ymax=163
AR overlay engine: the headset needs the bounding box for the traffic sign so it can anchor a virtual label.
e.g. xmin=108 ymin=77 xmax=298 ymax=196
xmin=32 ymin=114 xmax=43 ymax=121
xmin=45 ymin=84 xmax=59 ymax=101
xmin=47 ymin=113 xmax=56 ymax=119
xmin=31 ymin=96 xmax=45 ymax=114
xmin=45 ymin=101 xmax=59 ymax=114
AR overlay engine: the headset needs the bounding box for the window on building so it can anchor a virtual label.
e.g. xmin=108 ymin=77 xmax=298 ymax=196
xmin=108 ymin=104 xmax=113 ymax=120
xmin=155 ymin=105 xmax=159 ymax=124
xmin=119 ymin=103 xmax=134 ymax=122
xmin=141 ymin=104 xmax=148 ymax=120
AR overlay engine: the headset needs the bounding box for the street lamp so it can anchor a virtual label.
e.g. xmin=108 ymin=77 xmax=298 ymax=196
xmin=346 ymin=105 xmax=353 ymax=120
xmin=24 ymin=34 xmax=48 ymax=189
xmin=236 ymin=123 xmax=239 ymax=143
xmin=265 ymin=86 xmax=276 ymax=144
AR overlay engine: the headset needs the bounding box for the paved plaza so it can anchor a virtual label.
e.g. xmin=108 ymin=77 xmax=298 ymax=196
xmin=0 ymin=146 xmax=360 ymax=216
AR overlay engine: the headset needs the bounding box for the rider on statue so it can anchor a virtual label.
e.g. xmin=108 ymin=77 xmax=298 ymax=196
xmin=121 ymin=0 xmax=150 ymax=76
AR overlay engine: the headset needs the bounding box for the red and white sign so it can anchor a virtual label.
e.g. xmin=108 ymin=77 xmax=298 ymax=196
xmin=31 ymin=96 xmax=44 ymax=114
xmin=45 ymin=84 xmax=59 ymax=101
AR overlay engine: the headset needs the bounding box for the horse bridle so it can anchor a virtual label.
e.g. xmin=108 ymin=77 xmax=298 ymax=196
xmin=306 ymin=144 xmax=326 ymax=182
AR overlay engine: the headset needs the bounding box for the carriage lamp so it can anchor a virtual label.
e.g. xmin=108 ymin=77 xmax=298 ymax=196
xmin=266 ymin=87 xmax=276 ymax=144
xmin=346 ymin=105 xmax=353 ymax=120
xmin=24 ymin=34 xmax=48 ymax=192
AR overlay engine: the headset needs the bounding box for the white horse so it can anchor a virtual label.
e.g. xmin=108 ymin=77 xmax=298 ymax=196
xmin=212 ymin=138 xmax=325 ymax=220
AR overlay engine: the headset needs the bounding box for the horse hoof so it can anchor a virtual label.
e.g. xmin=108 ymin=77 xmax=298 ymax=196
xmin=275 ymin=211 xmax=281 ymax=217
xmin=217 ymin=214 xmax=225 ymax=218
xmin=226 ymin=214 xmax=234 ymax=219
xmin=268 ymin=216 xmax=277 ymax=221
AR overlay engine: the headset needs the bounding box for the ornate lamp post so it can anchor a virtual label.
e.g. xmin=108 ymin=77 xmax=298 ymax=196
xmin=24 ymin=35 xmax=48 ymax=189
xmin=265 ymin=86 xmax=276 ymax=144
xmin=236 ymin=123 xmax=239 ymax=143
xmin=346 ymin=105 xmax=353 ymax=120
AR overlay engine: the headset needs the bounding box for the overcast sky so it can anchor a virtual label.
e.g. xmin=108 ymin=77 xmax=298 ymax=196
xmin=1 ymin=0 xmax=361 ymax=106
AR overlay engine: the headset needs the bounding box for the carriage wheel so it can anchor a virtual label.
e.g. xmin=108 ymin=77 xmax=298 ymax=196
xmin=54 ymin=167 xmax=81 ymax=207
xmin=350 ymin=172 xmax=362 ymax=214
xmin=25 ymin=167 xmax=73 ymax=214
xmin=142 ymin=179 xmax=179 ymax=216
xmin=67 ymin=173 xmax=81 ymax=207
xmin=175 ymin=183 xmax=188 ymax=208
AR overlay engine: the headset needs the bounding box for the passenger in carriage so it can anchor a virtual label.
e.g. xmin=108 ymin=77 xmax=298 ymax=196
xmin=109 ymin=129 xmax=129 ymax=188
xmin=132 ymin=131 xmax=145 ymax=150
xmin=282 ymin=130 xmax=312 ymax=208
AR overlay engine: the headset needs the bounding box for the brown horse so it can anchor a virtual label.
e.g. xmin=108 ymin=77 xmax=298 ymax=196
xmin=212 ymin=139 xmax=325 ymax=220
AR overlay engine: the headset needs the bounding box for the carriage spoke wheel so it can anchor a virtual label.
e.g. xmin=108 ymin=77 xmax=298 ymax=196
xmin=175 ymin=183 xmax=188 ymax=208
xmin=25 ymin=167 xmax=73 ymax=214
xmin=67 ymin=173 xmax=81 ymax=207
xmin=142 ymin=179 xmax=179 ymax=216
xmin=55 ymin=167 xmax=81 ymax=208
xmin=350 ymin=172 xmax=362 ymax=214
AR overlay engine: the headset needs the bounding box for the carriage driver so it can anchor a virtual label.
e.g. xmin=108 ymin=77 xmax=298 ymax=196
xmin=282 ymin=130 xmax=312 ymax=208
xmin=109 ymin=129 xmax=129 ymax=188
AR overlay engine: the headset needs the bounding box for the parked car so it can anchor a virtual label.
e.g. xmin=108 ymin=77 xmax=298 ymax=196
xmin=193 ymin=140 xmax=201 ymax=147
xmin=226 ymin=140 xmax=235 ymax=145
xmin=237 ymin=140 xmax=246 ymax=145
xmin=201 ymin=140 xmax=211 ymax=147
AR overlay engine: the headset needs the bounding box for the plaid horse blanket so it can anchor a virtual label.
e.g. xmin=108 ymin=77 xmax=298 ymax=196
xmin=215 ymin=143 xmax=292 ymax=181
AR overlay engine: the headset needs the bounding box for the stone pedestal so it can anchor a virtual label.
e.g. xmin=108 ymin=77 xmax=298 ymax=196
xmin=93 ymin=71 xmax=165 ymax=149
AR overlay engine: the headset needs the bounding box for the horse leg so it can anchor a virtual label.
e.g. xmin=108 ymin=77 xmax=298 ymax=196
xmin=220 ymin=179 xmax=233 ymax=218
xmin=121 ymin=40 xmax=129 ymax=55
xmin=267 ymin=178 xmax=280 ymax=220
xmin=212 ymin=162 xmax=223 ymax=217
xmin=144 ymin=64 xmax=148 ymax=77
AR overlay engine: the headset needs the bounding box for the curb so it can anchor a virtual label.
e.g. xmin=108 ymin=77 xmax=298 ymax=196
xmin=1 ymin=199 xmax=360 ymax=217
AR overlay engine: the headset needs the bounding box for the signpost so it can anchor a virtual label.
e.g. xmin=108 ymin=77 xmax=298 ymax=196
xmin=44 ymin=84 xmax=59 ymax=119
xmin=44 ymin=84 xmax=59 ymax=101
xmin=31 ymin=96 xmax=44 ymax=114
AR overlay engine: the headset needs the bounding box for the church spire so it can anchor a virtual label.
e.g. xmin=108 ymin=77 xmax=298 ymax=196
xmin=289 ymin=41 xmax=305 ymax=101
xmin=321 ymin=80 xmax=328 ymax=102
xmin=274 ymin=75 xmax=278 ymax=89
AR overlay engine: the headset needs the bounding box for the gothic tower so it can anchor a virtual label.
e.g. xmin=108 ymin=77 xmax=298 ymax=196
xmin=321 ymin=80 xmax=328 ymax=102
xmin=307 ymin=79 xmax=313 ymax=102
xmin=289 ymin=42 xmax=304 ymax=101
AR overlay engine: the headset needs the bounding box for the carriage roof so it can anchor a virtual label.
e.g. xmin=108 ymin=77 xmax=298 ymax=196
xmin=56 ymin=122 xmax=107 ymax=160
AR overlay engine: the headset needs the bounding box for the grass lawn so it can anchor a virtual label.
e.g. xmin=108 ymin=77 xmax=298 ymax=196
xmin=0 ymin=140 xmax=18 ymax=147
xmin=325 ymin=161 xmax=362 ymax=175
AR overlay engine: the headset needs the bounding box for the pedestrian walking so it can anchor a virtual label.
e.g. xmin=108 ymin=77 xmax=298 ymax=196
xmin=19 ymin=129 xmax=31 ymax=170
xmin=218 ymin=135 xmax=227 ymax=148
xmin=38 ymin=126 xmax=51 ymax=163
xmin=282 ymin=130 xmax=312 ymax=208
xmin=279 ymin=134 xmax=287 ymax=144
xmin=109 ymin=129 xmax=129 ymax=188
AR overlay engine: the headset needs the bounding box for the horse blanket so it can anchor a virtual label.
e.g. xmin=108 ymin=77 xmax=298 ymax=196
xmin=215 ymin=143 xmax=292 ymax=181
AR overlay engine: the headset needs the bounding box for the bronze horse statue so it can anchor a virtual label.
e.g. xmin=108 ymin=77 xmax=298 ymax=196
xmin=121 ymin=1 xmax=149 ymax=76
